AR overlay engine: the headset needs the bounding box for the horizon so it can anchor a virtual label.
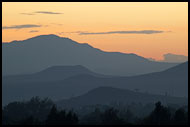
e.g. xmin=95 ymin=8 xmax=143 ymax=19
xmin=2 ymin=34 xmax=188 ymax=61
xmin=2 ymin=2 xmax=188 ymax=60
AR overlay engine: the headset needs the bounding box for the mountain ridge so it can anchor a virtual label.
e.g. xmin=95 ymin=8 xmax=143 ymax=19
xmin=3 ymin=65 xmax=109 ymax=83
xmin=56 ymin=86 xmax=187 ymax=109
xmin=2 ymin=34 xmax=178 ymax=76
xmin=2 ymin=62 xmax=187 ymax=105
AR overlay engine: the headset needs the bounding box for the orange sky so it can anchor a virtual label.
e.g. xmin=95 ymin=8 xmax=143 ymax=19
xmin=2 ymin=2 xmax=188 ymax=60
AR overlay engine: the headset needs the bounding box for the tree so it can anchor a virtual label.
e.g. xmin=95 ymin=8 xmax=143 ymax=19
xmin=26 ymin=96 xmax=54 ymax=120
xmin=81 ymin=108 xmax=102 ymax=125
xmin=173 ymin=108 xmax=188 ymax=125
xmin=3 ymin=101 xmax=27 ymax=124
xmin=119 ymin=109 xmax=134 ymax=124
xmin=101 ymin=108 xmax=124 ymax=125
xmin=45 ymin=106 xmax=78 ymax=125
xmin=65 ymin=110 xmax=78 ymax=125
xmin=3 ymin=96 xmax=54 ymax=125
xmin=20 ymin=115 xmax=35 ymax=125
xmin=143 ymin=101 xmax=171 ymax=125
xmin=45 ymin=105 xmax=58 ymax=125
xmin=57 ymin=110 xmax=66 ymax=124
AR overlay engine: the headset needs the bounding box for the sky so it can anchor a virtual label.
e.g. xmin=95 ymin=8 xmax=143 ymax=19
xmin=2 ymin=2 xmax=188 ymax=60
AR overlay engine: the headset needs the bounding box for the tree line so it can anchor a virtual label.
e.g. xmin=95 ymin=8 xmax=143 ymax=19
xmin=2 ymin=97 xmax=188 ymax=125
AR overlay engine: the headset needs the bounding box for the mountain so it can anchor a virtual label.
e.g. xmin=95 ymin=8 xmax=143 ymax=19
xmin=111 ymin=61 xmax=188 ymax=96
xmin=3 ymin=65 xmax=108 ymax=83
xmin=56 ymin=87 xmax=187 ymax=109
xmin=2 ymin=34 xmax=178 ymax=76
xmin=2 ymin=62 xmax=187 ymax=105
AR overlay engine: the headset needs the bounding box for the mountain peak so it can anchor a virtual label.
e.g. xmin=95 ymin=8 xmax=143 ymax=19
xmin=37 ymin=65 xmax=92 ymax=75
xmin=27 ymin=34 xmax=61 ymax=40
xmin=8 ymin=34 xmax=79 ymax=46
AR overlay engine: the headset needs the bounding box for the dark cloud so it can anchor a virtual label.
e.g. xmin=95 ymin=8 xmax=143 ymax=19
xmin=2 ymin=24 xmax=42 ymax=30
xmin=79 ymin=30 xmax=165 ymax=35
xmin=34 ymin=11 xmax=63 ymax=14
xmin=29 ymin=30 xmax=39 ymax=33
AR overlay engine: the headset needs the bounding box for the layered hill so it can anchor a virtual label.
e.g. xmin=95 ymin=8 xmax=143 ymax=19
xmin=3 ymin=62 xmax=187 ymax=105
xmin=3 ymin=65 xmax=108 ymax=83
xmin=56 ymin=87 xmax=187 ymax=109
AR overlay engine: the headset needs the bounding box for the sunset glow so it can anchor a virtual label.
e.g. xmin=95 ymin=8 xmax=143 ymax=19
xmin=2 ymin=2 xmax=188 ymax=60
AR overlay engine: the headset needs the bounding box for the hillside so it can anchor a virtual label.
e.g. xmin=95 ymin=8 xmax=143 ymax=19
xmin=56 ymin=87 xmax=187 ymax=109
xmin=3 ymin=62 xmax=187 ymax=105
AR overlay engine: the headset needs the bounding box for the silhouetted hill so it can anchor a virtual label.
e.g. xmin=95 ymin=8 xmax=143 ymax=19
xmin=56 ymin=87 xmax=187 ymax=109
xmin=3 ymin=62 xmax=187 ymax=105
xmin=161 ymin=61 xmax=187 ymax=74
xmin=112 ymin=61 xmax=188 ymax=97
xmin=3 ymin=65 xmax=107 ymax=83
xmin=3 ymin=34 xmax=178 ymax=76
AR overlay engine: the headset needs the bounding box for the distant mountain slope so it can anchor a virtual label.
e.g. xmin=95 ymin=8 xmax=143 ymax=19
xmin=2 ymin=34 xmax=178 ymax=76
xmin=161 ymin=61 xmax=188 ymax=74
xmin=54 ymin=62 xmax=188 ymax=97
xmin=3 ymin=65 xmax=108 ymax=83
xmin=56 ymin=87 xmax=187 ymax=109
xmin=111 ymin=61 xmax=188 ymax=97
xmin=2 ymin=62 xmax=187 ymax=105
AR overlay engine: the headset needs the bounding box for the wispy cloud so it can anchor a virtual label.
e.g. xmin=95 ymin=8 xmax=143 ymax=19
xmin=79 ymin=30 xmax=165 ymax=35
xmin=50 ymin=23 xmax=63 ymax=26
xmin=2 ymin=24 xmax=42 ymax=30
xmin=20 ymin=11 xmax=63 ymax=15
xmin=34 ymin=11 xmax=63 ymax=14
xmin=29 ymin=30 xmax=39 ymax=33
xmin=57 ymin=31 xmax=88 ymax=35
xmin=68 ymin=31 xmax=88 ymax=34
xmin=57 ymin=32 xmax=65 ymax=35
xmin=20 ymin=13 xmax=35 ymax=15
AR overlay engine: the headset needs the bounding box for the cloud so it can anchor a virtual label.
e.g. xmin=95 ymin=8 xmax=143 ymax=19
xmin=69 ymin=31 xmax=88 ymax=33
xmin=34 ymin=11 xmax=63 ymax=14
xmin=149 ymin=53 xmax=188 ymax=63
xmin=2 ymin=24 xmax=42 ymax=30
xmin=57 ymin=32 xmax=65 ymax=35
xmin=50 ymin=23 xmax=63 ymax=26
xmin=20 ymin=11 xmax=63 ymax=15
xmin=159 ymin=53 xmax=188 ymax=63
xmin=20 ymin=13 xmax=35 ymax=15
xmin=29 ymin=30 xmax=39 ymax=33
xmin=57 ymin=31 xmax=88 ymax=35
xmin=79 ymin=30 xmax=165 ymax=35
